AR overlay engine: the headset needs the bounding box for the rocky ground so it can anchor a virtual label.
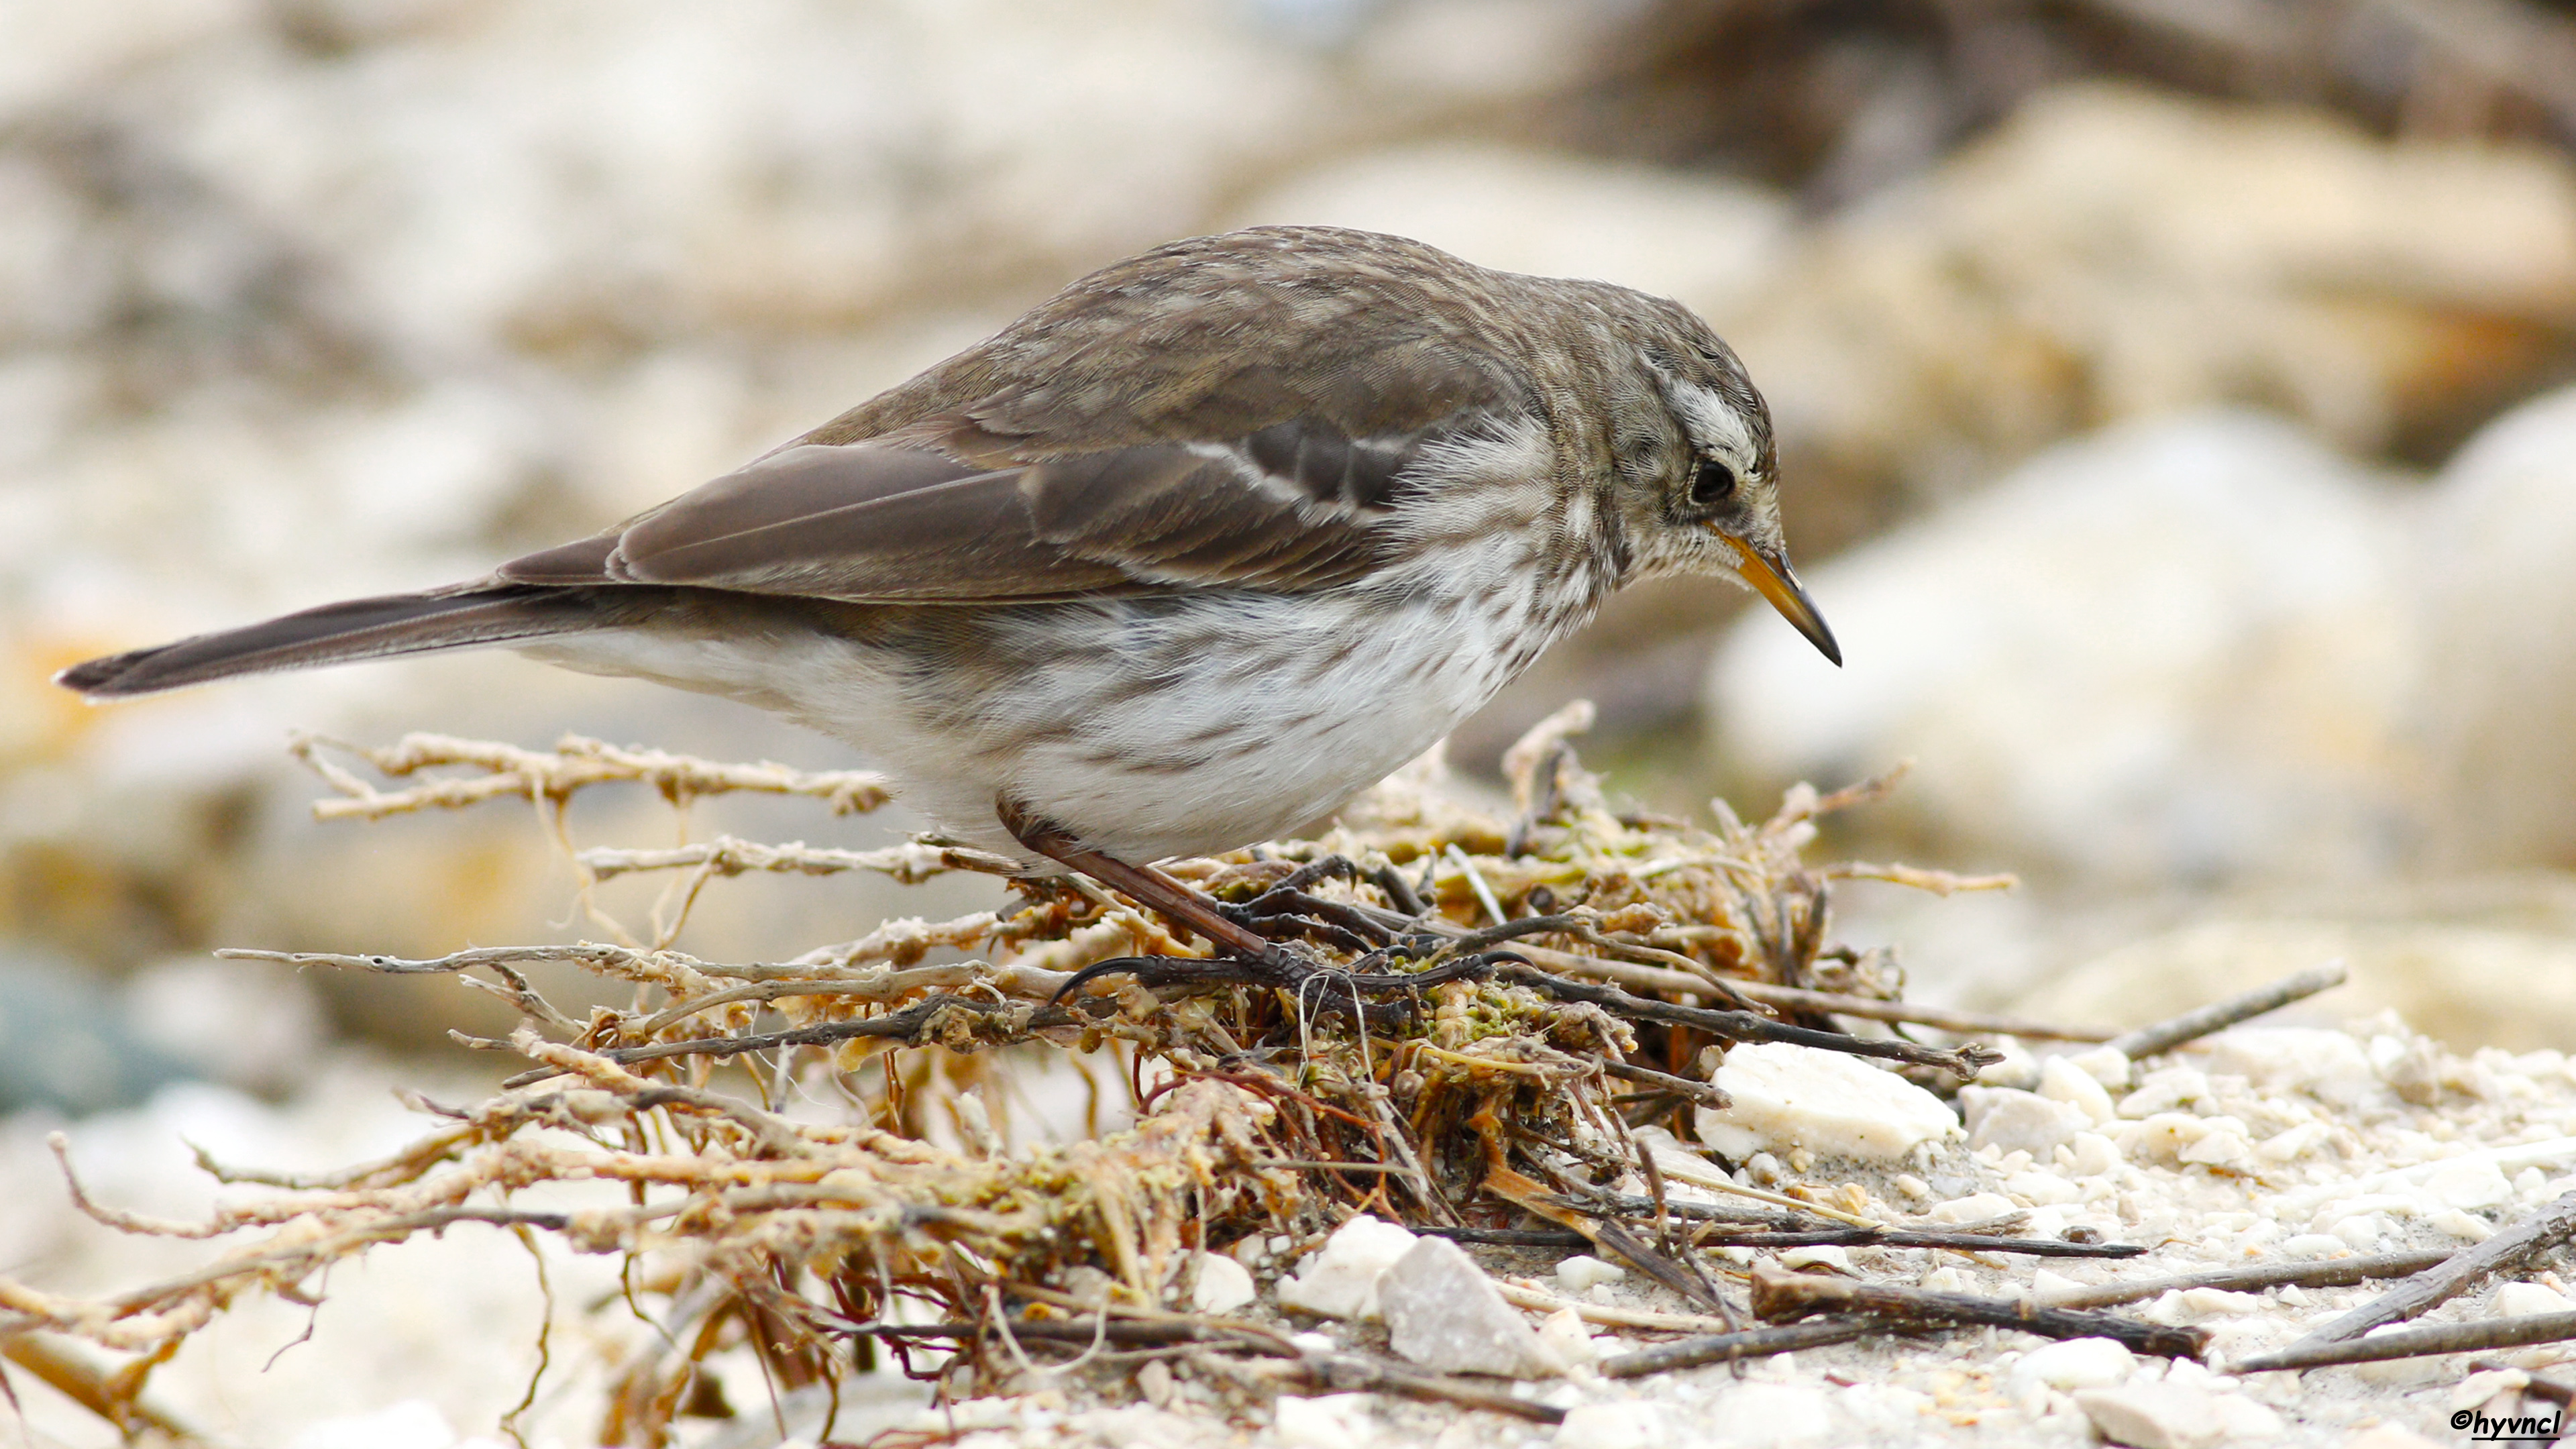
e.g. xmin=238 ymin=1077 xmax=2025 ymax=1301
xmin=15 ymin=991 xmax=2576 ymax=1448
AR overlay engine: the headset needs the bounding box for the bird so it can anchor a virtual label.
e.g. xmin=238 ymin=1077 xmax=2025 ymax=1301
xmin=58 ymin=225 xmax=1837 ymax=960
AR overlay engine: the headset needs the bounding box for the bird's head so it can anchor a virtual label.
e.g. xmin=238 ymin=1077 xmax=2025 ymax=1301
xmin=1595 ymin=296 xmax=1840 ymax=667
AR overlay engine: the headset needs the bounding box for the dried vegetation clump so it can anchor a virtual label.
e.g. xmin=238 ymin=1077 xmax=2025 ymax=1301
xmin=0 ymin=703 xmax=2015 ymax=1444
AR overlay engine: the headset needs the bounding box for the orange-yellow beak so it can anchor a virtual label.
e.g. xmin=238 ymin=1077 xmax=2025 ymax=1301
xmin=1721 ymin=533 xmax=1841 ymax=666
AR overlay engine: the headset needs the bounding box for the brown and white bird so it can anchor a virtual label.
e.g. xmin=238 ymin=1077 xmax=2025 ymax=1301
xmin=60 ymin=226 xmax=1835 ymax=952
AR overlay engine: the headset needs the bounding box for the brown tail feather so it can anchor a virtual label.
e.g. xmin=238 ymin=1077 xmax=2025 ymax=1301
xmin=56 ymin=586 xmax=619 ymax=698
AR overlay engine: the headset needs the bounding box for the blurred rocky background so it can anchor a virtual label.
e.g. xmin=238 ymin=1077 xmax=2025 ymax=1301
xmin=6 ymin=0 xmax=2576 ymax=1108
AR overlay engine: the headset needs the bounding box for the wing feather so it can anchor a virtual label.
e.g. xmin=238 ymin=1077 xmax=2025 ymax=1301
xmin=495 ymin=228 xmax=1546 ymax=604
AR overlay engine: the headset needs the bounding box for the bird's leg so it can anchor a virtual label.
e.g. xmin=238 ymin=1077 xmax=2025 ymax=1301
xmin=996 ymin=799 xmax=1290 ymax=965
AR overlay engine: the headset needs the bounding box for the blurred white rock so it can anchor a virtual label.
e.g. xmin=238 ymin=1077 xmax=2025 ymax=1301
xmin=1710 ymin=409 xmax=2418 ymax=889
xmin=1694 ymin=1041 xmax=1962 ymax=1162
xmin=1379 ymin=1237 xmax=1566 ymax=1379
xmin=2418 ymin=385 xmax=2576 ymax=871
xmin=1735 ymin=82 xmax=2576 ymax=502
xmin=1277 ymin=1214 xmax=1418 ymax=1321
xmin=122 ymin=953 xmax=327 ymax=1097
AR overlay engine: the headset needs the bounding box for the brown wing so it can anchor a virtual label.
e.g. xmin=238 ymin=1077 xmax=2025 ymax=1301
xmin=499 ymin=227 xmax=1540 ymax=603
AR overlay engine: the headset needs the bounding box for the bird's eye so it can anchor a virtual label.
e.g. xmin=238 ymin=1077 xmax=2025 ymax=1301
xmin=1691 ymin=458 xmax=1738 ymax=507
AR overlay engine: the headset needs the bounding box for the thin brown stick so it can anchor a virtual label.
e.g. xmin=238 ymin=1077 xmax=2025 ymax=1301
xmin=1600 ymin=1059 xmax=1731 ymax=1106
xmin=1598 ymin=1316 xmax=1884 ymax=1377
xmin=2233 ymin=1309 xmax=2576 ymax=1374
xmin=2037 ymin=1248 xmax=2454 ymax=1309
xmin=1749 ymin=1265 xmax=2207 ymax=1358
xmin=2105 ymin=961 xmax=2349 ymax=1060
xmin=1495 ymin=963 xmax=2001 ymax=1079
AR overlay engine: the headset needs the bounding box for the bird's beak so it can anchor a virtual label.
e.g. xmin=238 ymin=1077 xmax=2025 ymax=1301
xmin=1719 ymin=533 xmax=1841 ymax=666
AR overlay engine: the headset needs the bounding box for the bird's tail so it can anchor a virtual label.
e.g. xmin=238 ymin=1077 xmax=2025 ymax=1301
xmin=56 ymin=585 xmax=618 ymax=698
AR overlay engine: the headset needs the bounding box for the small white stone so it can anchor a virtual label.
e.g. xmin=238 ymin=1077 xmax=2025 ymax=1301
xmin=2004 ymin=1169 xmax=2082 ymax=1205
xmin=2330 ymin=1215 xmax=2385 ymax=1250
xmin=1777 ymin=1245 xmax=1851 ymax=1273
xmin=2493 ymin=1281 xmax=2576 ymax=1317
xmin=2209 ymin=1393 xmax=2286 ymax=1439
xmin=2280 ymin=1233 xmax=2353 ymax=1258
xmin=2063 ymin=1046 xmax=2134 ymax=1091
xmin=1930 ymin=1191 xmax=2019 ymax=1224
xmin=1976 ymin=1039 xmax=2043 ymax=1090
xmin=1962 ymin=1087 xmax=2088 ymax=1155
xmin=2118 ymin=1069 xmax=2211 ymax=1120
xmin=2427 ymin=1158 xmax=2516 ymax=1210
xmin=1183 ymin=1252 xmax=1258 ymax=1314
xmin=1554 ymin=1401 xmax=1662 ymax=1448
xmin=2199 ymin=1027 xmax=2377 ymax=1105
xmin=2453 ymin=1366 xmax=2532 ymax=1411
xmin=2180 ymin=1130 xmax=2252 ymax=1169
xmin=1277 ymin=1216 xmax=1419 ymax=1321
xmin=1694 ymin=1043 xmax=1964 ymax=1162
xmin=2118 ymin=1112 xmax=2204 ymax=1165
xmin=2074 ymin=1382 xmax=2232 ymax=1449
xmin=2255 ymin=1122 xmax=2328 ymax=1163
xmin=1379 ymin=1238 xmax=1564 ymax=1379
xmin=1536 ymin=1307 xmax=1601 ymax=1368
xmin=1554 ymin=1254 xmax=1627 ymax=1293
xmin=2432 ymin=1210 xmax=2497 ymax=1242
xmin=2068 ymin=1132 xmax=2122 ymax=1176
xmin=1273 ymin=1393 xmax=1374 ymax=1449
xmin=2039 ymin=1057 xmax=2120 ymax=1124
xmin=2029 ymin=1267 xmax=2086 ymax=1303
xmin=1893 ymin=1173 xmax=1932 ymax=1202
xmin=2012 ymin=1337 xmax=2137 ymax=1393
xmin=2174 ymin=1287 xmax=2265 ymax=1318
xmin=1921 ymin=1266 xmax=1971 ymax=1292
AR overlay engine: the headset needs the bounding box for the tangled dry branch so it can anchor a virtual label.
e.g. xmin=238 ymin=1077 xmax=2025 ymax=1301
xmin=0 ymin=706 xmax=2023 ymax=1445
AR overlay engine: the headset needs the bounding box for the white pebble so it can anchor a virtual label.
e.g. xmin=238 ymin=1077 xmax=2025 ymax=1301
xmin=1536 ymin=1307 xmax=1601 ymax=1367
xmin=2179 ymin=1129 xmax=2252 ymax=1169
xmin=1777 ymin=1245 xmax=1851 ymax=1273
xmin=2427 ymin=1157 xmax=2516 ymax=1210
xmin=2453 ymin=1366 xmax=2531 ymax=1411
xmin=2493 ymin=1281 xmax=2576 ymax=1317
xmin=2010 ymin=1336 xmax=2137 ymax=1393
xmin=2255 ymin=1122 xmax=2328 ymax=1163
xmin=2004 ymin=1169 xmax=2082 ymax=1205
xmin=2279 ymin=1233 xmax=2354 ymax=1258
xmin=1184 ymin=1252 xmax=1258 ymax=1314
xmin=1273 ymin=1393 xmax=1374 ymax=1449
xmin=2432 ymin=1210 xmax=2497 ymax=1242
xmin=2039 ymin=1056 xmax=2118 ymax=1125
xmin=1554 ymin=1254 xmax=1627 ymax=1294
xmin=2068 ymin=1131 xmax=2122 ymax=1177
xmin=2063 ymin=1046 xmax=2134 ymax=1091
xmin=1277 ymin=1216 xmax=1419 ymax=1321
xmin=1930 ymin=1191 xmax=2019 ymax=1224
xmin=1695 ymin=1043 xmax=1964 ymax=1162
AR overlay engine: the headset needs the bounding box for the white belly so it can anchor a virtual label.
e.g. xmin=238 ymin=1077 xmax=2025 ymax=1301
xmin=523 ymin=549 xmax=1599 ymax=862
